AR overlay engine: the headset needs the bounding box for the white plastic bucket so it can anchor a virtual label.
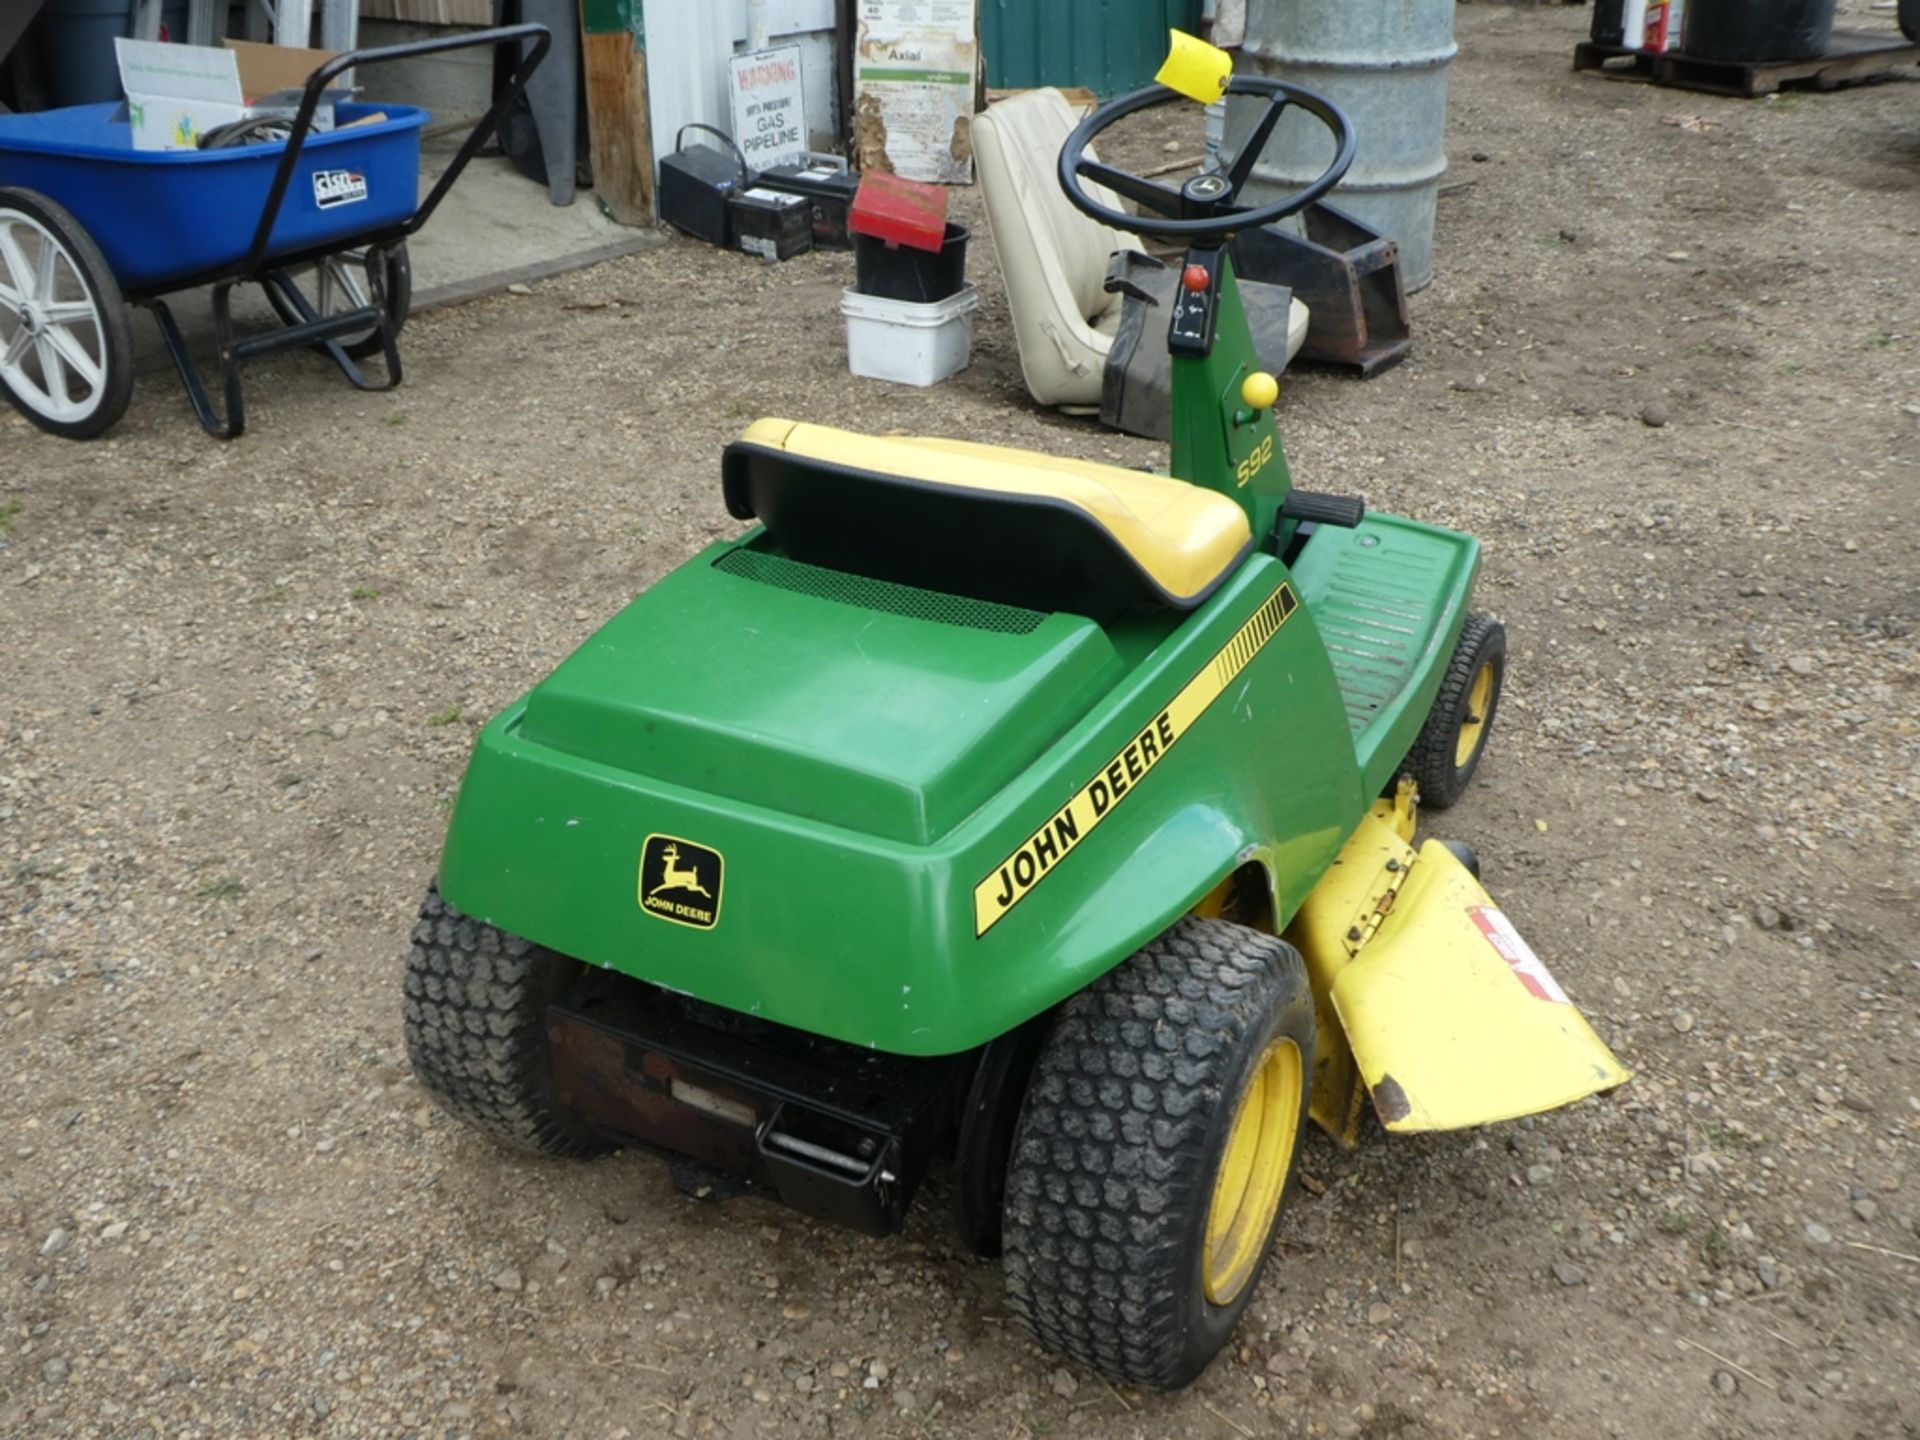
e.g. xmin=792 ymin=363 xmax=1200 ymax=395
xmin=840 ymin=284 xmax=978 ymax=387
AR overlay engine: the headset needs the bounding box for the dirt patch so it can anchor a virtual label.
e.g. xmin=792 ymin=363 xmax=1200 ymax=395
xmin=3 ymin=8 xmax=1917 ymax=1438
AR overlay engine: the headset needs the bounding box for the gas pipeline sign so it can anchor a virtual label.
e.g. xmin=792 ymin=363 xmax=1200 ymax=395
xmin=729 ymin=45 xmax=807 ymax=171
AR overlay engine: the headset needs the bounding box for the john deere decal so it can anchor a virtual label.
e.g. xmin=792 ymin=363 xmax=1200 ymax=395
xmin=974 ymin=585 xmax=1298 ymax=935
xmin=638 ymin=834 xmax=724 ymax=930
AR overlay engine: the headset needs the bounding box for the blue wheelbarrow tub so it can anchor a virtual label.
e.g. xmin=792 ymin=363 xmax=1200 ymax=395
xmin=0 ymin=102 xmax=428 ymax=293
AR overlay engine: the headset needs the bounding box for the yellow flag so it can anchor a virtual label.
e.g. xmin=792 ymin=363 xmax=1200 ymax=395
xmin=1155 ymin=29 xmax=1233 ymax=104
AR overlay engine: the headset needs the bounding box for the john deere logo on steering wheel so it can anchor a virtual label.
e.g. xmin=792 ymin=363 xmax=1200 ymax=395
xmin=639 ymin=834 xmax=724 ymax=930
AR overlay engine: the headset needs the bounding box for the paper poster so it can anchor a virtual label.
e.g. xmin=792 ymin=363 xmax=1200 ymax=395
xmin=853 ymin=0 xmax=977 ymax=184
xmin=729 ymin=44 xmax=808 ymax=172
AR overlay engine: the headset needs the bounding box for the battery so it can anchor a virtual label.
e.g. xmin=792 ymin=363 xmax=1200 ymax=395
xmin=755 ymin=159 xmax=862 ymax=250
xmin=727 ymin=187 xmax=814 ymax=261
xmin=658 ymin=124 xmax=749 ymax=248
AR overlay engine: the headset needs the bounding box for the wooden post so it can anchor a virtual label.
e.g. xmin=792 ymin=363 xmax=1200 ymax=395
xmin=579 ymin=0 xmax=655 ymax=226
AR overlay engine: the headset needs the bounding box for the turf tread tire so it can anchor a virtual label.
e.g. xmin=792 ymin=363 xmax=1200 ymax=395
xmin=402 ymin=886 xmax=609 ymax=1158
xmin=1001 ymin=916 xmax=1312 ymax=1389
xmin=1404 ymin=612 xmax=1506 ymax=810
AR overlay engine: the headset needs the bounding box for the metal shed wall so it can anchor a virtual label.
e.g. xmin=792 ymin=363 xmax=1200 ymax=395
xmin=981 ymin=0 xmax=1202 ymax=94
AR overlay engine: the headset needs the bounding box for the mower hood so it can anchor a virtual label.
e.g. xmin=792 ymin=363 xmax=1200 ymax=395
xmin=516 ymin=540 xmax=1126 ymax=844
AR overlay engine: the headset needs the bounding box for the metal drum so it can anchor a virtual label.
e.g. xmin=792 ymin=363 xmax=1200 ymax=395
xmin=1234 ymin=0 xmax=1457 ymax=292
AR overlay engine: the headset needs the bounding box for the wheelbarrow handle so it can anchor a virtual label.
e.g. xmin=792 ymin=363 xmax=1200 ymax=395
xmin=245 ymin=23 xmax=555 ymax=273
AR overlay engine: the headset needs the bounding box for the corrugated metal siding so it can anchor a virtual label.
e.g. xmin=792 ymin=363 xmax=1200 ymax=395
xmin=981 ymin=0 xmax=1203 ymax=94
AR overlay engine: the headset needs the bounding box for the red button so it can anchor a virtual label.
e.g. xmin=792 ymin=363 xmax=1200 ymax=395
xmin=1182 ymin=264 xmax=1210 ymax=293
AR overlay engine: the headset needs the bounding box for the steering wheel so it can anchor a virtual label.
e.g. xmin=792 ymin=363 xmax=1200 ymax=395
xmin=1057 ymin=76 xmax=1356 ymax=241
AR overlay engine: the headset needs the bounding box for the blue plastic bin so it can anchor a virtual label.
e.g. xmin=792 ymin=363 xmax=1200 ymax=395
xmin=37 ymin=0 xmax=193 ymax=106
xmin=0 ymin=102 xmax=428 ymax=292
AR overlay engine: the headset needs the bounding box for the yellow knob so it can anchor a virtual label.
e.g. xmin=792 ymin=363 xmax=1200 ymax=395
xmin=1241 ymin=371 xmax=1279 ymax=411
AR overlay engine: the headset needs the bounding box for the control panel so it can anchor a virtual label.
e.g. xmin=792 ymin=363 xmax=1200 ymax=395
xmin=1167 ymin=249 xmax=1220 ymax=358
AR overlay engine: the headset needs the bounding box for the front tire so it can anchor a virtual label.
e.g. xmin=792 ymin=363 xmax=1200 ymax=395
xmin=1002 ymin=917 xmax=1314 ymax=1389
xmin=1404 ymin=613 xmax=1506 ymax=810
xmin=403 ymin=885 xmax=609 ymax=1157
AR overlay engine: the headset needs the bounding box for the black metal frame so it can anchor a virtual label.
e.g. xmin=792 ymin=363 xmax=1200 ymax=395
xmin=129 ymin=24 xmax=552 ymax=438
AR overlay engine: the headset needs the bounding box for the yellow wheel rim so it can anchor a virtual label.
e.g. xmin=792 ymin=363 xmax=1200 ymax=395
xmin=1454 ymin=661 xmax=1497 ymax=770
xmin=1202 ymin=1036 xmax=1303 ymax=1306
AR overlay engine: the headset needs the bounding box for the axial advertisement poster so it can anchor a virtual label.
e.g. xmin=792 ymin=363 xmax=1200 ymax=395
xmin=853 ymin=0 xmax=977 ymax=183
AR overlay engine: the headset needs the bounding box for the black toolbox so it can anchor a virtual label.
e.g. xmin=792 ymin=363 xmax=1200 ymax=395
xmin=658 ymin=124 xmax=749 ymax=247
xmin=754 ymin=157 xmax=862 ymax=250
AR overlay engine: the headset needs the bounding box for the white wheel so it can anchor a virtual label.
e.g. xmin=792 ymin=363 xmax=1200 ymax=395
xmin=0 ymin=188 xmax=131 ymax=440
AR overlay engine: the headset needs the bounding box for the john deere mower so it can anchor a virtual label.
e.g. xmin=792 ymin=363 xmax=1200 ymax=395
xmin=405 ymin=39 xmax=1628 ymax=1389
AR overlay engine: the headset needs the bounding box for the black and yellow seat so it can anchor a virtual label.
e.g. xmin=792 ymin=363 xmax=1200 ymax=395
xmin=722 ymin=419 xmax=1255 ymax=623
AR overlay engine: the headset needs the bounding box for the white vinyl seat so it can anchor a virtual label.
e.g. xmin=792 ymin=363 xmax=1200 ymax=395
xmin=973 ymin=88 xmax=1308 ymax=411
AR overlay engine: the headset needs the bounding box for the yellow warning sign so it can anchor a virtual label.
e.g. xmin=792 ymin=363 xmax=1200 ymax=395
xmin=973 ymin=584 xmax=1298 ymax=936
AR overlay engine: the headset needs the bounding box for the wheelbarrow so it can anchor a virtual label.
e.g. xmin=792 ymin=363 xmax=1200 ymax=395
xmin=0 ymin=24 xmax=549 ymax=440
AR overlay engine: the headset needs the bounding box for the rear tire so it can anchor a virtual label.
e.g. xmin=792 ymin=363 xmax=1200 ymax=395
xmin=1002 ymin=916 xmax=1314 ymax=1389
xmin=403 ymin=885 xmax=609 ymax=1157
xmin=1404 ymin=613 xmax=1506 ymax=810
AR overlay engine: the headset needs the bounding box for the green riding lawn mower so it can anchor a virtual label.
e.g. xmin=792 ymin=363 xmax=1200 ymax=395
xmin=404 ymin=52 xmax=1629 ymax=1389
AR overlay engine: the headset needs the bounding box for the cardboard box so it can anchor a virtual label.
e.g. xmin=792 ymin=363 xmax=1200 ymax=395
xmin=224 ymin=41 xmax=339 ymax=102
xmin=114 ymin=39 xmax=342 ymax=152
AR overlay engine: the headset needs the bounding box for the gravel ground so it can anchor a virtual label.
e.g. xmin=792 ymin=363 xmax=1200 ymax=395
xmin=4 ymin=7 xmax=1918 ymax=1438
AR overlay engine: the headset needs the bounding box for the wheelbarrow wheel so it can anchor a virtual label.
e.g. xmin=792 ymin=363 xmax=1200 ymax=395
xmin=0 ymin=188 xmax=133 ymax=441
xmin=1002 ymin=917 xmax=1314 ymax=1389
xmin=1404 ymin=612 xmax=1507 ymax=810
xmin=264 ymin=243 xmax=412 ymax=361
xmin=403 ymin=883 xmax=611 ymax=1158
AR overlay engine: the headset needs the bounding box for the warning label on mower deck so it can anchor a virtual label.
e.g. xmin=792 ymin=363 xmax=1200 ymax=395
xmin=1470 ymin=905 xmax=1569 ymax=1003
xmin=973 ymin=584 xmax=1298 ymax=937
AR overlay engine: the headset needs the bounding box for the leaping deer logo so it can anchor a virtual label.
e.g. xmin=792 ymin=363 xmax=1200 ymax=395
xmin=649 ymin=843 xmax=713 ymax=900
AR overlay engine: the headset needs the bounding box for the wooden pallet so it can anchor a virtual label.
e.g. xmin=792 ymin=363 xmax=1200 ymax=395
xmin=1574 ymin=27 xmax=1920 ymax=97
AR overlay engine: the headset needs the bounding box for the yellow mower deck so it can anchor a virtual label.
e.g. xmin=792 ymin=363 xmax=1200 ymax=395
xmin=1285 ymin=786 xmax=1630 ymax=1145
